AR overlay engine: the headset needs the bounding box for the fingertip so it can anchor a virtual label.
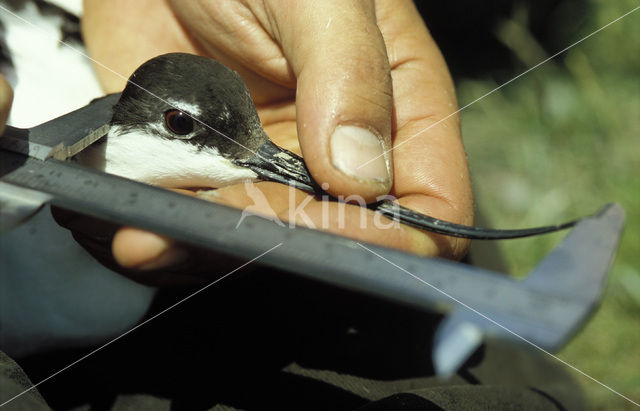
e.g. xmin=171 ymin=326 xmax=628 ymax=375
xmin=112 ymin=227 xmax=178 ymax=269
xmin=270 ymin=1 xmax=394 ymax=202
xmin=328 ymin=124 xmax=392 ymax=187
xmin=295 ymin=58 xmax=395 ymax=203
xmin=299 ymin=121 xmax=393 ymax=203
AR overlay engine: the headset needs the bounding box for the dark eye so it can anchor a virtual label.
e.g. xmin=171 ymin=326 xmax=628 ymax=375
xmin=164 ymin=109 xmax=194 ymax=135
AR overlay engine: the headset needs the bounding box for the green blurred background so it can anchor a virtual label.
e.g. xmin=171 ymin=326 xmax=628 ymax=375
xmin=425 ymin=0 xmax=638 ymax=408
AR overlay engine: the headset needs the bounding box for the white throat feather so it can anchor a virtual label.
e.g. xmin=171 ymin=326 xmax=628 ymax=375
xmin=75 ymin=124 xmax=258 ymax=188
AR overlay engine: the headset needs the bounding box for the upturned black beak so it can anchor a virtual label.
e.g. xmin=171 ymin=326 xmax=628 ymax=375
xmin=234 ymin=141 xmax=319 ymax=194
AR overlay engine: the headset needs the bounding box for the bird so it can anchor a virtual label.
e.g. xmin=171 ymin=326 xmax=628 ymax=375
xmin=76 ymin=52 xmax=582 ymax=240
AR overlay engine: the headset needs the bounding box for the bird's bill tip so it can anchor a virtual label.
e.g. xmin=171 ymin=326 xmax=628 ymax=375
xmin=235 ymin=141 xmax=317 ymax=194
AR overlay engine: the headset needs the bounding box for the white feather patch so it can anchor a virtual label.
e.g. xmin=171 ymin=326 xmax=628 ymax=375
xmin=165 ymin=98 xmax=202 ymax=117
xmin=3 ymin=2 xmax=103 ymax=127
xmin=76 ymin=126 xmax=258 ymax=188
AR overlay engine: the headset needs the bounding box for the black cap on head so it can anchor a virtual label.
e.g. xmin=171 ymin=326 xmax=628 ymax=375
xmin=112 ymin=53 xmax=267 ymax=160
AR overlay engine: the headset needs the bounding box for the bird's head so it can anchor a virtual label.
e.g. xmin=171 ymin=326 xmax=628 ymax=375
xmin=78 ymin=53 xmax=314 ymax=192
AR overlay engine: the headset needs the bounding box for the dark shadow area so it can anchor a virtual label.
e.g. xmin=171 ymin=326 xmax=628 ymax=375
xmin=416 ymin=0 xmax=589 ymax=81
xmin=15 ymin=267 xmax=585 ymax=410
xmin=18 ymin=269 xmax=442 ymax=410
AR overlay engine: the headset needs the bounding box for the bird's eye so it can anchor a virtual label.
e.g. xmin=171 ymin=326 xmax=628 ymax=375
xmin=164 ymin=109 xmax=194 ymax=135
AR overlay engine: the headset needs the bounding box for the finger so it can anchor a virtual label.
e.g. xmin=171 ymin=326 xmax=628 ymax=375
xmin=281 ymin=200 xmax=445 ymax=256
xmin=83 ymin=0 xmax=200 ymax=92
xmin=197 ymin=182 xmax=310 ymax=220
xmin=111 ymin=225 xmax=257 ymax=286
xmin=52 ymin=188 xmax=193 ymax=277
xmin=50 ymin=206 xmax=192 ymax=283
xmin=377 ymin=0 xmax=474 ymax=258
xmin=202 ymin=183 xmax=451 ymax=257
xmin=109 ymin=184 xmax=295 ymax=281
xmin=0 ymin=74 xmax=13 ymax=133
xmin=111 ymin=189 xmax=195 ymax=270
xmin=112 ymin=227 xmax=180 ymax=269
xmin=162 ymin=0 xmax=296 ymax=105
xmin=166 ymin=0 xmax=295 ymax=85
xmin=265 ymin=0 xmax=393 ymax=203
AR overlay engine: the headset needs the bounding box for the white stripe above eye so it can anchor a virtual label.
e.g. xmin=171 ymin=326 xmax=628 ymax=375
xmin=164 ymin=98 xmax=202 ymax=117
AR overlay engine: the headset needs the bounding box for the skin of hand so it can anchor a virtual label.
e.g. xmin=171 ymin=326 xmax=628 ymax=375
xmin=0 ymin=74 xmax=12 ymax=134
xmin=81 ymin=0 xmax=473 ymax=283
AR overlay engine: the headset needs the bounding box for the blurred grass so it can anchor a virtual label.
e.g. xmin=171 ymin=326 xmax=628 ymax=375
xmin=456 ymin=0 xmax=640 ymax=408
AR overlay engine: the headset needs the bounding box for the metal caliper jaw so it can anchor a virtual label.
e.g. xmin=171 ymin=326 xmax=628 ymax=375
xmin=0 ymin=94 xmax=118 ymax=232
xmin=433 ymin=203 xmax=625 ymax=376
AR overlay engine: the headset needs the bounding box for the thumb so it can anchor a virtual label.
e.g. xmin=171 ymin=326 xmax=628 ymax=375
xmin=271 ymin=1 xmax=393 ymax=203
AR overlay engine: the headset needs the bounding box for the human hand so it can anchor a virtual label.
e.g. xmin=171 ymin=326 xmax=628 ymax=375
xmin=80 ymin=0 xmax=473 ymax=283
